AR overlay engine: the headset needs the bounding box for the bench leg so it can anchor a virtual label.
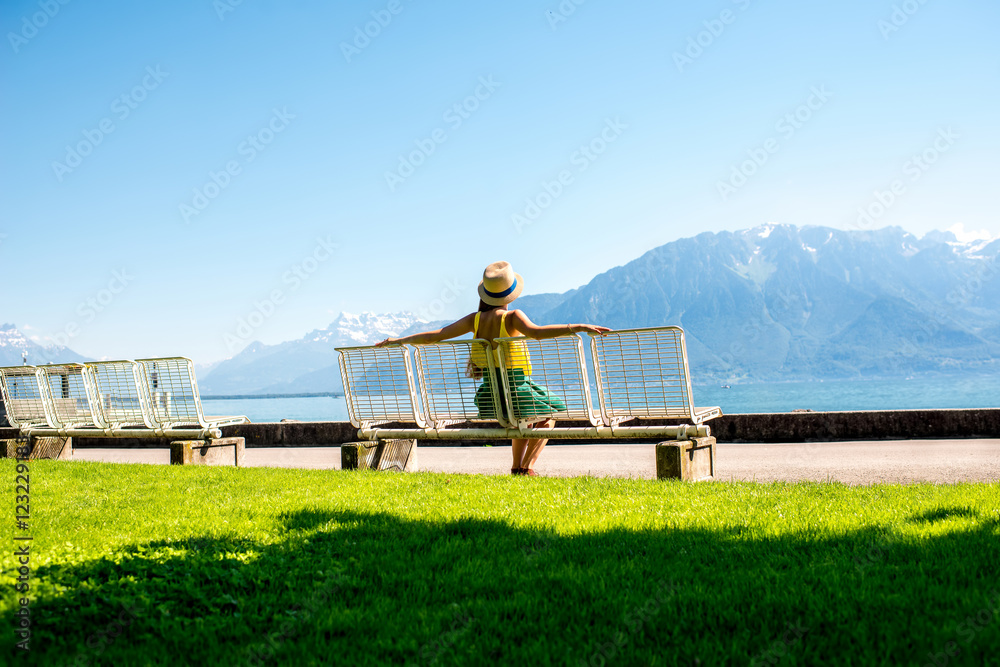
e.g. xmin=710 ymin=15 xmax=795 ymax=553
xmin=1 ymin=437 xmax=73 ymax=461
xmin=170 ymin=437 xmax=245 ymax=467
xmin=341 ymin=439 xmax=418 ymax=472
xmin=656 ymin=437 xmax=715 ymax=481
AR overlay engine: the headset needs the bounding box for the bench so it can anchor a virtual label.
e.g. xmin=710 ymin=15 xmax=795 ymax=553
xmin=0 ymin=358 xmax=248 ymax=458
xmin=336 ymin=326 xmax=721 ymax=478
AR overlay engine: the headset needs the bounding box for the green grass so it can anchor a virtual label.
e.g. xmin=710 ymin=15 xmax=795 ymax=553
xmin=2 ymin=460 xmax=999 ymax=666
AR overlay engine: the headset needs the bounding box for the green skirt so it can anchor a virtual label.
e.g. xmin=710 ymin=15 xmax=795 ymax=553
xmin=474 ymin=369 xmax=567 ymax=420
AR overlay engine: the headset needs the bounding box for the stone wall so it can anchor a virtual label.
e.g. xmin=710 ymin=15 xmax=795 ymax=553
xmin=1 ymin=408 xmax=996 ymax=447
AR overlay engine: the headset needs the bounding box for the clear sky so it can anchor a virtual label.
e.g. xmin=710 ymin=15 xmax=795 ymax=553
xmin=2 ymin=0 xmax=998 ymax=364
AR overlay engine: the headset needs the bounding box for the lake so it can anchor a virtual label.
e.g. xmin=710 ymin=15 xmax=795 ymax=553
xmin=201 ymin=374 xmax=1000 ymax=422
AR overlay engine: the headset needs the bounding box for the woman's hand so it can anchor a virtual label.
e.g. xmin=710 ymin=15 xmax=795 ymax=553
xmin=572 ymin=324 xmax=612 ymax=335
xmin=375 ymin=338 xmax=397 ymax=347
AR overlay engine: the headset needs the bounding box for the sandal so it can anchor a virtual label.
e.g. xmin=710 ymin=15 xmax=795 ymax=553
xmin=511 ymin=468 xmax=524 ymax=475
xmin=523 ymin=469 xmax=538 ymax=477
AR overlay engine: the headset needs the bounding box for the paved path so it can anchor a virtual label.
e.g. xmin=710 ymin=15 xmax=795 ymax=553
xmin=70 ymin=439 xmax=1000 ymax=484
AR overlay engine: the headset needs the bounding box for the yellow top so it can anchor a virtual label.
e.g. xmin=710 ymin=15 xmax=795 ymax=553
xmin=470 ymin=311 xmax=532 ymax=373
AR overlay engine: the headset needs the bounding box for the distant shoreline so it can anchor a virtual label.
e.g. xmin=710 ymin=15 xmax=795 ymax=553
xmin=201 ymin=392 xmax=343 ymax=400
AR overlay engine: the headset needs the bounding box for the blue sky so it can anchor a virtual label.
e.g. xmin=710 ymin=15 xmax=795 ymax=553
xmin=2 ymin=0 xmax=998 ymax=364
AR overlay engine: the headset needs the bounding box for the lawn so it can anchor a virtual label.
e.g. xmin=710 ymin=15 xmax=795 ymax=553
xmin=2 ymin=459 xmax=998 ymax=666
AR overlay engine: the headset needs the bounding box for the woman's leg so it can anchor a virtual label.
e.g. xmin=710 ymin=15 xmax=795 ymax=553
xmin=521 ymin=419 xmax=556 ymax=470
xmin=511 ymin=438 xmax=528 ymax=471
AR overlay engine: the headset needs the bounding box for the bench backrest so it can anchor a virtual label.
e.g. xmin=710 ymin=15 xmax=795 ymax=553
xmin=412 ymin=339 xmax=507 ymax=428
xmin=87 ymin=360 xmax=156 ymax=429
xmin=337 ymin=345 xmax=426 ymax=429
xmin=136 ymin=357 xmax=208 ymax=428
xmin=39 ymin=364 xmax=97 ymax=429
xmin=0 ymin=366 xmax=50 ymax=429
xmin=337 ymin=326 xmax=716 ymax=431
xmin=495 ymin=335 xmax=601 ymax=427
xmin=589 ymin=326 xmax=698 ymax=423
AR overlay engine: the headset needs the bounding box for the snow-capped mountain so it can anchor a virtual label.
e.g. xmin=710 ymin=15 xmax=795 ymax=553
xmin=179 ymin=223 xmax=1000 ymax=394
xmin=304 ymin=311 xmax=427 ymax=346
xmin=533 ymin=224 xmax=1000 ymax=381
xmin=0 ymin=323 xmax=87 ymax=366
xmin=198 ymin=312 xmax=439 ymax=395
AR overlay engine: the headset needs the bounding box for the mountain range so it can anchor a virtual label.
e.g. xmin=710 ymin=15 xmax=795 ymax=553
xmin=5 ymin=224 xmax=998 ymax=394
xmin=193 ymin=224 xmax=999 ymax=394
xmin=0 ymin=323 xmax=87 ymax=367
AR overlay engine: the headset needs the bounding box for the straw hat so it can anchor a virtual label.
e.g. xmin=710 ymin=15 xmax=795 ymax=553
xmin=478 ymin=261 xmax=524 ymax=306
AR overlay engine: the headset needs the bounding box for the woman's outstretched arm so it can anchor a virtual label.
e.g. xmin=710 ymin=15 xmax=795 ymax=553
xmin=375 ymin=313 xmax=476 ymax=346
xmin=506 ymin=310 xmax=610 ymax=339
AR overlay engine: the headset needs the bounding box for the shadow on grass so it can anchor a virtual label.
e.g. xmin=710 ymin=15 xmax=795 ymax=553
xmin=9 ymin=508 xmax=1000 ymax=666
xmin=907 ymin=506 xmax=981 ymax=524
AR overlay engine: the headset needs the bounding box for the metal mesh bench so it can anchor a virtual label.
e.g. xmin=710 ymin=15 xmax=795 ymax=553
xmin=87 ymin=360 xmax=158 ymax=431
xmin=0 ymin=357 xmax=247 ymax=440
xmin=496 ymin=334 xmax=601 ymax=428
xmin=0 ymin=366 xmax=50 ymax=430
xmin=590 ymin=327 xmax=722 ymax=425
xmin=336 ymin=326 xmax=720 ymax=442
xmin=136 ymin=357 xmax=247 ymax=432
xmin=414 ymin=339 xmax=508 ymax=428
xmin=40 ymin=363 xmax=97 ymax=429
xmin=336 ymin=344 xmax=427 ymax=429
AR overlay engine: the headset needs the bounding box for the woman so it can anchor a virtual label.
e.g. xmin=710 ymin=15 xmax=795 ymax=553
xmin=376 ymin=261 xmax=609 ymax=476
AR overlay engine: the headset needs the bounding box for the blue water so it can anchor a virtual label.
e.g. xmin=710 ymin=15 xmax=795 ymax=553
xmin=201 ymin=375 xmax=1000 ymax=422
xmin=203 ymin=396 xmax=348 ymax=423
xmin=694 ymin=375 xmax=1000 ymax=413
